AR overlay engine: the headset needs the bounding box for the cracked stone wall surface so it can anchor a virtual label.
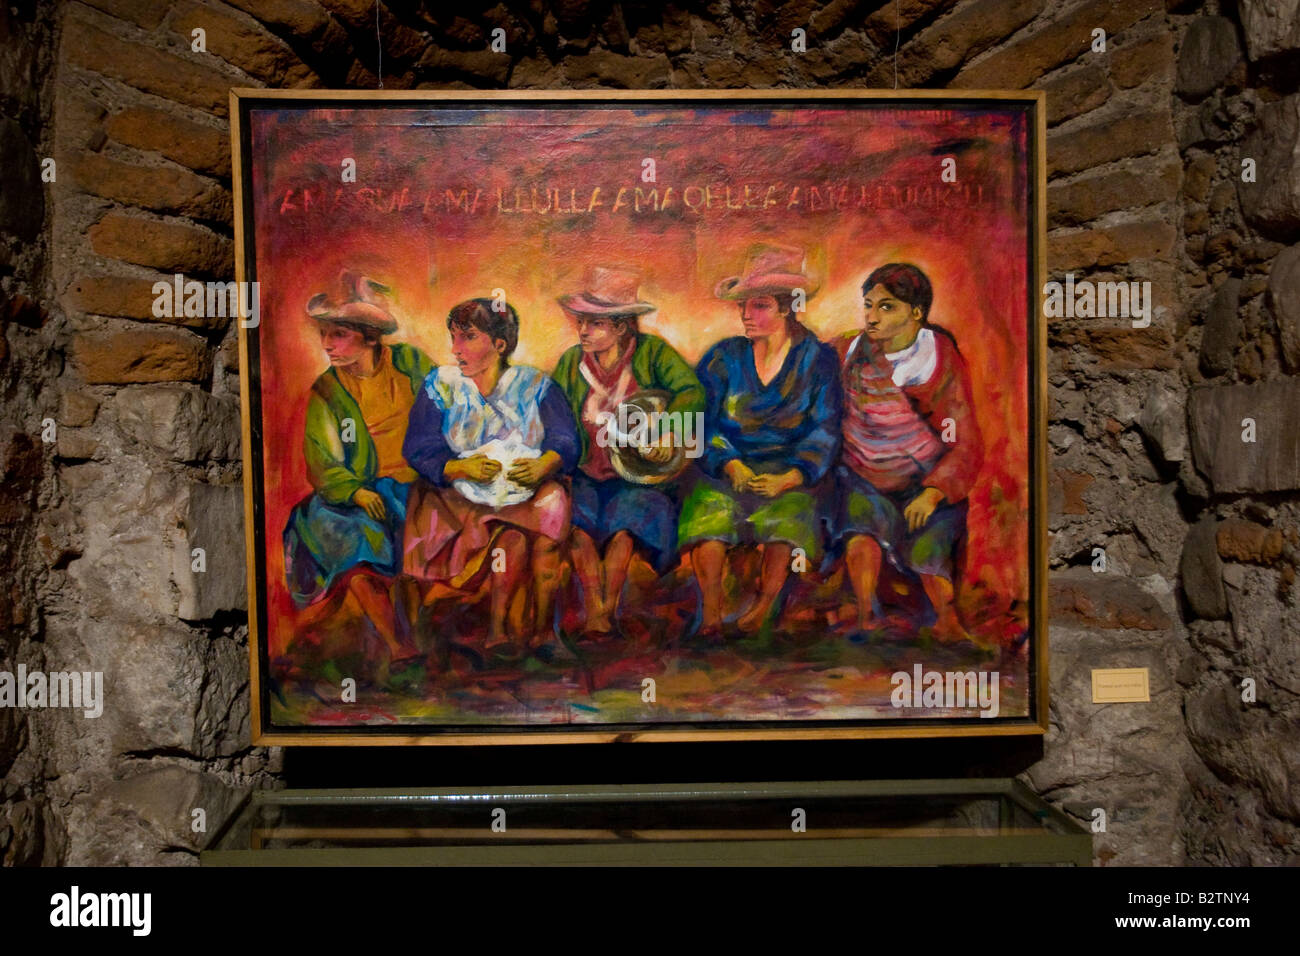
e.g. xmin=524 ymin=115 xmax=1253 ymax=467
xmin=1 ymin=0 xmax=1297 ymax=865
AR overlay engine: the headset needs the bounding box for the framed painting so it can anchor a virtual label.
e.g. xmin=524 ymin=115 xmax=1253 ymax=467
xmin=232 ymin=89 xmax=1047 ymax=744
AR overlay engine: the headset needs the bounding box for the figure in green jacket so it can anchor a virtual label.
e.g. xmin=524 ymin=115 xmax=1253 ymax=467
xmin=282 ymin=272 xmax=434 ymax=666
xmin=552 ymin=266 xmax=705 ymax=637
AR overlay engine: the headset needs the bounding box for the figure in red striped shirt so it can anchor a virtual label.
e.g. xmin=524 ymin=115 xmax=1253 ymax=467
xmin=830 ymin=263 xmax=983 ymax=645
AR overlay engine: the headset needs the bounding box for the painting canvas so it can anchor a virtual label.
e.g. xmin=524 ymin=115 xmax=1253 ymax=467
xmin=233 ymin=90 xmax=1047 ymax=743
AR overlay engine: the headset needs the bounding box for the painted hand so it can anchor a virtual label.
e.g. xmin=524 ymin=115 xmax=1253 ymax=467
xmin=450 ymin=455 xmax=502 ymax=484
xmin=353 ymin=487 xmax=386 ymax=521
xmin=640 ymin=440 xmax=675 ymax=464
xmin=724 ymin=459 xmax=756 ymax=494
xmin=508 ymin=451 xmax=560 ymax=487
xmin=904 ymin=487 xmax=946 ymax=533
xmin=748 ymin=469 xmax=802 ymax=498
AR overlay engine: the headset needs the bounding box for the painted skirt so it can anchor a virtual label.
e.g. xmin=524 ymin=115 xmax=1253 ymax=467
xmin=831 ymin=465 xmax=967 ymax=581
xmin=403 ymin=479 xmax=571 ymax=588
xmin=571 ymin=472 xmax=679 ymax=574
xmin=282 ymin=477 xmax=411 ymax=608
xmin=677 ymin=468 xmax=823 ymax=563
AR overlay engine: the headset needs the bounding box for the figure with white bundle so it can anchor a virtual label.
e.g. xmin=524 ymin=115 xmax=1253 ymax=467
xmin=402 ymin=298 xmax=580 ymax=663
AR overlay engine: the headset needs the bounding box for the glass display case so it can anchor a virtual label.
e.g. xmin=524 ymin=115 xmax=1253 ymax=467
xmin=202 ymin=778 xmax=1092 ymax=866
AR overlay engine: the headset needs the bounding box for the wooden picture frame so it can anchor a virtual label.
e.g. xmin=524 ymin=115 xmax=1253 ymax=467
xmin=232 ymin=89 xmax=1048 ymax=745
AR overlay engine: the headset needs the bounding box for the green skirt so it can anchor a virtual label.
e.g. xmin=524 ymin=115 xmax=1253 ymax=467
xmin=677 ymin=472 xmax=823 ymax=562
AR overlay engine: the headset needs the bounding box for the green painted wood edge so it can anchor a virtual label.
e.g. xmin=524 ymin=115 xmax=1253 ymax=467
xmin=201 ymin=834 xmax=1092 ymax=867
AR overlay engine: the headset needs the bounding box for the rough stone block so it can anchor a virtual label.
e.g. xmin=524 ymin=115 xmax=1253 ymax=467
xmin=1137 ymin=382 xmax=1187 ymax=464
xmin=64 ymin=275 xmax=163 ymax=323
xmin=317 ymin=0 xmax=377 ymax=30
xmin=1048 ymin=156 xmax=1180 ymax=227
xmin=1182 ymin=152 xmax=1216 ymax=203
xmin=104 ymin=106 xmax=231 ymax=178
xmin=71 ymin=327 xmax=210 ymax=384
xmin=417 ymin=45 xmax=513 ymax=84
xmin=111 ymin=384 xmax=241 ymax=461
xmin=59 ymin=459 xmax=246 ymax=629
xmin=59 ymin=457 xmax=189 ymax=622
xmin=1189 ymin=378 xmax=1300 ymax=493
xmin=1177 ymin=16 xmax=1243 ymax=97
xmin=1110 ymin=28 xmax=1175 ymax=89
xmin=1216 ymin=518 xmax=1284 ymax=564
xmin=1199 ymin=276 xmax=1243 ymax=375
xmin=1180 ymin=516 xmax=1227 ymax=619
xmin=1039 ymin=65 xmax=1112 ymax=126
xmin=952 ymin=0 xmax=1162 ymax=90
xmin=70 ymin=767 xmax=248 ymax=864
xmin=1049 ymin=220 xmax=1177 ymax=273
xmin=175 ymin=481 xmax=246 ymax=620
xmin=171 ymin=2 xmax=319 ymax=87
xmin=1223 ymin=564 xmax=1300 ymax=698
xmin=1048 ymin=110 xmax=1175 ymax=177
xmin=52 ymin=87 xmax=107 ymax=154
xmin=1239 ymin=0 xmax=1300 ymax=61
xmin=1238 ymin=94 xmax=1300 ymax=239
xmin=223 ymin=0 xmax=350 ymax=60
xmin=95 ymin=624 xmax=208 ymax=755
xmin=867 ymin=0 xmax=1045 ymax=87
xmin=88 ymin=213 xmax=232 ymax=277
xmin=59 ymin=390 xmax=100 ymax=428
xmin=78 ymin=0 xmax=167 ymax=29
xmin=1027 ymin=621 xmax=1190 ymax=865
xmin=862 ymin=0 xmax=960 ymax=47
xmin=560 ymin=50 xmax=671 ymax=88
xmin=60 ymin=15 xmax=236 ymax=116
xmin=1049 ymin=568 xmax=1173 ymax=629
xmin=1268 ymin=243 xmax=1300 ymax=370
xmin=1052 ymin=469 xmax=1094 ymax=515
xmin=1054 ymin=325 xmax=1180 ymax=370
xmin=1185 ymin=676 xmax=1300 ymax=822
xmin=64 ymin=152 xmax=232 ymax=225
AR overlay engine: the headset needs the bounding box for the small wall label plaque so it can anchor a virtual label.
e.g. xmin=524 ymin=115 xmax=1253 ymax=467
xmin=1092 ymin=668 xmax=1150 ymax=703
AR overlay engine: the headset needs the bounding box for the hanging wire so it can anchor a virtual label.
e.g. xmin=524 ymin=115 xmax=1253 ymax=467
xmin=894 ymin=0 xmax=901 ymax=89
xmin=376 ymin=1 xmax=384 ymax=88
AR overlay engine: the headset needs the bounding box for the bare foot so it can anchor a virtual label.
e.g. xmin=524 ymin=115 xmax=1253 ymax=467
xmin=856 ymin=609 xmax=881 ymax=631
xmin=933 ymin=612 xmax=973 ymax=644
xmin=736 ymin=598 xmax=776 ymax=633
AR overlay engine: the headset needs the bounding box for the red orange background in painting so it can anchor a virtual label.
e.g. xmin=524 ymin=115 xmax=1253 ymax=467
xmin=241 ymin=97 xmax=1037 ymax=731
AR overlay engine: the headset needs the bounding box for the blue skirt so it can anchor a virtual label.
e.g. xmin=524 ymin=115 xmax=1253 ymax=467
xmin=283 ymin=477 xmax=410 ymax=607
xmin=571 ymin=472 xmax=678 ymax=574
xmin=831 ymin=465 xmax=966 ymax=581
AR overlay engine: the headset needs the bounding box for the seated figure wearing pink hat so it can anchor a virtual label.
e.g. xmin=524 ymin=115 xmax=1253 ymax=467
xmin=551 ymin=266 xmax=704 ymax=638
xmin=283 ymin=272 xmax=435 ymax=674
xmin=677 ymin=245 xmax=842 ymax=640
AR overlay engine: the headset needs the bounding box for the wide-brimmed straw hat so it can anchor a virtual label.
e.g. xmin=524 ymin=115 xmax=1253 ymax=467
xmin=714 ymin=244 xmax=820 ymax=300
xmin=558 ymin=265 xmax=656 ymax=318
xmin=306 ymin=271 xmax=399 ymax=334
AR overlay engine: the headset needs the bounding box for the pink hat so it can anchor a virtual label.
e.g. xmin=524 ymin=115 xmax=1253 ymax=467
xmin=306 ymin=271 xmax=399 ymax=334
xmin=558 ymin=265 xmax=656 ymax=317
xmin=714 ymin=244 xmax=820 ymax=300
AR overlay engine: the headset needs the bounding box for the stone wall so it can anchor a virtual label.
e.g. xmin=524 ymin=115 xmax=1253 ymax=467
xmin=1 ymin=0 xmax=1296 ymax=865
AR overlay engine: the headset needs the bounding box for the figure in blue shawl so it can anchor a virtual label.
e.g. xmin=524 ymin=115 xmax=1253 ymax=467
xmin=677 ymin=245 xmax=842 ymax=639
